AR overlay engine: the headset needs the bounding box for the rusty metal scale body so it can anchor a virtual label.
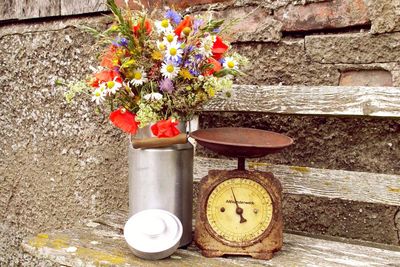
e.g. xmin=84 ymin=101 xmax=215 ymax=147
xmin=191 ymin=128 xmax=293 ymax=260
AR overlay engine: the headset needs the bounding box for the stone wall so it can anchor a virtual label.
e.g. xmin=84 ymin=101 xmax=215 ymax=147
xmin=1 ymin=0 xmax=399 ymax=265
xmin=0 ymin=17 xmax=130 ymax=265
xmin=181 ymin=0 xmax=400 ymax=87
xmin=188 ymin=0 xmax=400 ymax=174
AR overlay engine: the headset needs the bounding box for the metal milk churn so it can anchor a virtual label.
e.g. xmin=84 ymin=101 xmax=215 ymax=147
xmin=128 ymin=121 xmax=194 ymax=246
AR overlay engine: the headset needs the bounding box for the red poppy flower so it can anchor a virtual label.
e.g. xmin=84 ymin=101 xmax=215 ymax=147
xmin=133 ymin=19 xmax=152 ymax=36
xmin=100 ymin=45 xmax=117 ymax=69
xmin=89 ymin=70 xmax=122 ymax=87
xmin=212 ymin=36 xmax=228 ymax=60
xmin=87 ymin=77 xmax=100 ymax=88
xmin=151 ymin=118 xmax=180 ymax=138
xmin=204 ymin=57 xmax=222 ymax=76
xmin=109 ymin=108 xmax=139 ymax=134
xmin=174 ymin=16 xmax=192 ymax=37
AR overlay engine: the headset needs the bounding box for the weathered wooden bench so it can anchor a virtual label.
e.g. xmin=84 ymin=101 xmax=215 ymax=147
xmin=23 ymin=85 xmax=400 ymax=266
xmin=22 ymin=210 xmax=400 ymax=266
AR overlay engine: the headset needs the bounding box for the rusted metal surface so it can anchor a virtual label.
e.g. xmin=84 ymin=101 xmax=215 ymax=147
xmin=131 ymin=133 xmax=188 ymax=149
xmin=191 ymin=128 xmax=289 ymax=258
xmin=194 ymin=169 xmax=283 ymax=259
xmin=190 ymin=127 xmax=293 ymax=160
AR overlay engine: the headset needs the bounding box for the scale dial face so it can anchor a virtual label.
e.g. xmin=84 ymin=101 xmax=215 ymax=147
xmin=206 ymin=178 xmax=274 ymax=246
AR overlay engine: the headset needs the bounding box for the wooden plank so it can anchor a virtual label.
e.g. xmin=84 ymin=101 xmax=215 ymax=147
xmin=203 ymin=85 xmax=400 ymax=117
xmin=193 ymin=157 xmax=400 ymax=206
xmin=22 ymin=211 xmax=400 ymax=267
xmin=16 ymin=0 xmax=60 ymax=19
xmin=61 ymin=0 xmax=108 ymax=16
xmin=0 ymin=0 xmax=18 ymax=21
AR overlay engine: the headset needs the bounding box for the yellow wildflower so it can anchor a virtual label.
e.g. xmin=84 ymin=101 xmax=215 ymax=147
xmin=152 ymin=51 xmax=163 ymax=61
xmin=207 ymin=87 xmax=215 ymax=97
xmin=121 ymin=59 xmax=135 ymax=69
xmin=179 ymin=69 xmax=193 ymax=80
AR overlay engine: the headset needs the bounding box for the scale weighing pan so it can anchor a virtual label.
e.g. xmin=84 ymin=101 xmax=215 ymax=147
xmin=190 ymin=127 xmax=293 ymax=170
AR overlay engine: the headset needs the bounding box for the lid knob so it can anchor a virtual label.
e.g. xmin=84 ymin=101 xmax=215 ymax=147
xmin=141 ymin=216 xmax=166 ymax=237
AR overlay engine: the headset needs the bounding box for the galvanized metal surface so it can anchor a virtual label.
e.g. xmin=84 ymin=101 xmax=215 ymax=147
xmin=128 ymin=121 xmax=194 ymax=246
xmin=128 ymin=142 xmax=194 ymax=247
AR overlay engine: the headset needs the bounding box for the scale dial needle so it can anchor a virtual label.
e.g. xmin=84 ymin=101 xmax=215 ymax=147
xmin=231 ymin=188 xmax=247 ymax=223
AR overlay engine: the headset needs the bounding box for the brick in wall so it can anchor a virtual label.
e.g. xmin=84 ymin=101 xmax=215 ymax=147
xmin=339 ymin=70 xmax=393 ymax=87
xmin=208 ymin=7 xmax=282 ymax=43
xmin=275 ymin=0 xmax=370 ymax=32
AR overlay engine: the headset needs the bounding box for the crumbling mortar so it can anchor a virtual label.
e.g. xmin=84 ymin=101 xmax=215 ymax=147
xmin=183 ymin=1 xmax=273 ymax=19
xmin=395 ymin=207 xmax=400 ymax=245
xmin=0 ymin=25 xmax=76 ymax=41
xmin=370 ymin=30 xmax=400 ymax=36
xmin=0 ymin=16 xmax=109 ymax=39
xmin=184 ymin=0 xmax=320 ymax=14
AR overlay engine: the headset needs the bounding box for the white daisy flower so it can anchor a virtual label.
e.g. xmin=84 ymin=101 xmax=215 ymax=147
xmin=223 ymin=57 xmax=239 ymax=70
xmin=105 ymin=78 xmax=122 ymax=94
xmin=198 ymin=35 xmax=216 ymax=57
xmin=165 ymin=42 xmax=183 ymax=61
xmin=155 ymin=19 xmax=173 ymax=34
xmin=161 ymin=61 xmax=180 ymax=80
xmin=91 ymin=87 xmax=106 ymax=105
xmin=163 ymin=33 xmax=178 ymax=45
xmin=144 ymin=92 xmax=163 ymax=101
xmin=157 ymin=40 xmax=167 ymax=51
xmin=130 ymin=68 xmax=148 ymax=86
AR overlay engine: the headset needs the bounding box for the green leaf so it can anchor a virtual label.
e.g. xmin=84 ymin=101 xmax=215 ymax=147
xmin=213 ymin=69 xmax=239 ymax=77
xmin=202 ymin=19 xmax=224 ymax=32
xmin=201 ymin=63 xmax=214 ymax=71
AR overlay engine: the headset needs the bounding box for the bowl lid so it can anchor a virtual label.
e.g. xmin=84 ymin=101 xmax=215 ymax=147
xmin=124 ymin=209 xmax=183 ymax=254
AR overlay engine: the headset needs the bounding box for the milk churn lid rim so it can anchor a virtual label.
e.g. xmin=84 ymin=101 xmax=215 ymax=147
xmin=124 ymin=209 xmax=183 ymax=254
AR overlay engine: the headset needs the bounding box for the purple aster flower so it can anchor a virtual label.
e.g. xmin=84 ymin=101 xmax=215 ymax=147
xmin=159 ymin=78 xmax=175 ymax=93
xmin=184 ymin=45 xmax=194 ymax=53
xmin=190 ymin=69 xmax=200 ymax=76
xmin=213 ymin=28 xmax=221 ymax=33
xmin=173 ymin=57 xmax=183 ymax=66
xmin=119 ymin=37 xmax=128 ymax=46
xmin=193 ymin=19 xmax=204 ymax=32
xmin=195 ymin=54 xmax=203 ymax=61
xmin=165 ymin=9 xmax=182 ymax=24
xmin=112 ymin=37 xmax=128 ymax=47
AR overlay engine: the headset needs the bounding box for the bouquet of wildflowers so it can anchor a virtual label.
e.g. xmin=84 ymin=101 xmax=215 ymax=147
xmin=65 ymin=0 xmax=246 ymax=138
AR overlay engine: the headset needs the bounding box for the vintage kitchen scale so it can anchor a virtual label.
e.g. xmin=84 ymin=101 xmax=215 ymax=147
xmin=190 ymin=127 xmax=293 ymax=260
